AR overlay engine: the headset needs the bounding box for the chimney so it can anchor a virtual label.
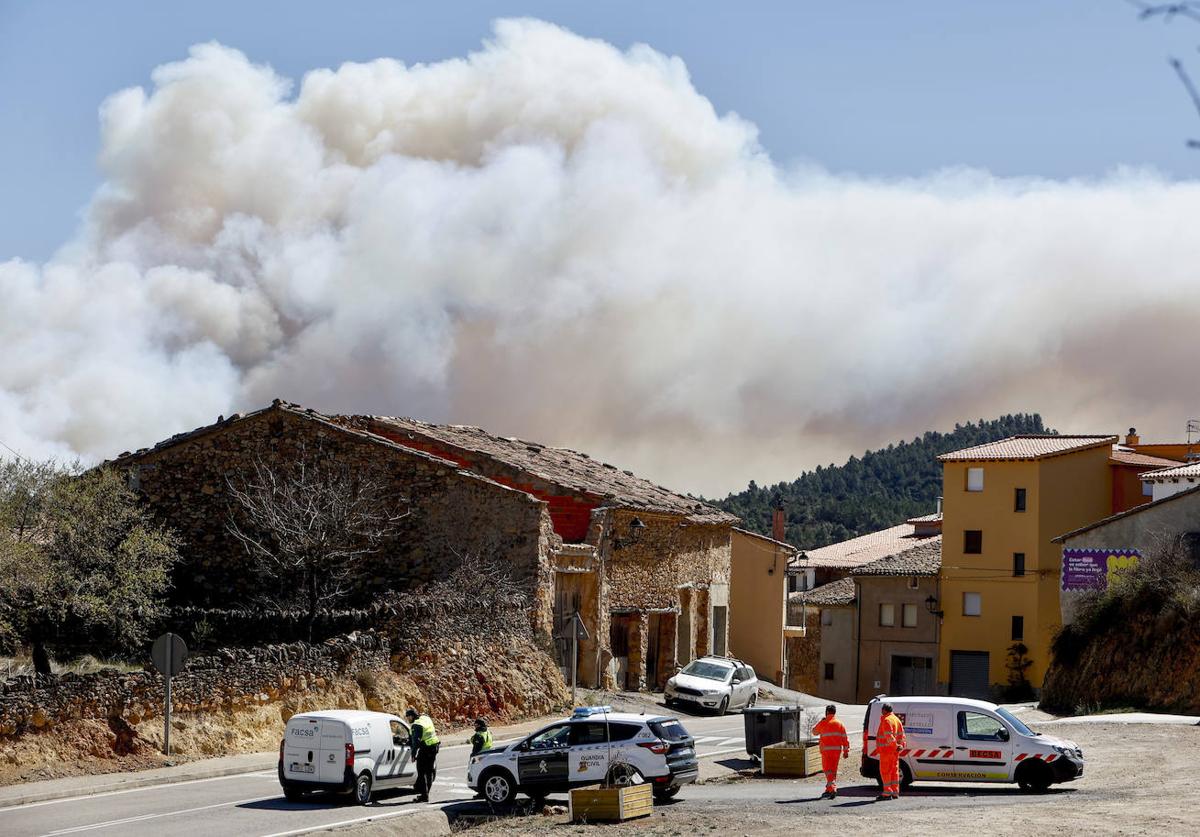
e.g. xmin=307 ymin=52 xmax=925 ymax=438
xmin=772 ymin=493 xmax=785 ymax=542
xmin=1125 ymin=427 xmax=1140 ymax=446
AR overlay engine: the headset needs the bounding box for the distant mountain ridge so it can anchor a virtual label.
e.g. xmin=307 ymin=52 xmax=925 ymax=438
xmin=715 ymin=414 xmax=1051 ymax=550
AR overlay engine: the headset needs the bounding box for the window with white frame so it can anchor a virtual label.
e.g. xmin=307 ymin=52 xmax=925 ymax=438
xmin=966 ymin=467 xmax=984 ymax=492
xmin=963 ymin=592 xmax=982 ymax=617
xmin=902 ymin=603 xmax=918 ymax=627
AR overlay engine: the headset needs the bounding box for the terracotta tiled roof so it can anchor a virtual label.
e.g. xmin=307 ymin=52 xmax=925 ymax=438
xmin=905 ymin=512 xmax=943 ymax=524
xmin=1141 ymin=461 xmax=1200 ymax=480
xmin=355 ymin=415 xmax=736 ymax=524
xmin=1109 ymin=448 xmax=1183 ymax=469
xmin=791 ymin=523 xmax=939 ymax=570
xmin=791 ymin=577 xmax=856 ymax=607
xmin=850 ymin=537 xmax=942 ymax=577
xmin=938 ymin=435 xmax=1117 ymax=462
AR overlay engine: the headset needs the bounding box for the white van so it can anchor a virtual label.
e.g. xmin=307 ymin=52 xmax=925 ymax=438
xmin=279 ymin=710 xmax=416 ymax=804
xmin=859 ymin=696 xmax=1084 ymax=793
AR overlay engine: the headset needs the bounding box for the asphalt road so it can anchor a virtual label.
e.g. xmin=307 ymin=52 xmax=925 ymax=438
xmin=0 ymin=712 xmax=755 ymax=837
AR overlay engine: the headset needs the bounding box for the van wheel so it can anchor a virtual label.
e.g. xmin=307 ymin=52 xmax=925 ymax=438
xmin=283 ymin=787 xmax=307 ymax=802
xmin=900 ymin=761 xmax=914 ymax=789
xmin=354 ymin=772 xmax=373 ymax=805
xmin=1017 ymin=761 xmax=1052 ymax=793
xmin=482 ymin=769 xmax=515 ymax=805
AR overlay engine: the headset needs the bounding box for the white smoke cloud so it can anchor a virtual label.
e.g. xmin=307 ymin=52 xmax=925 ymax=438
xmin=3 ymin=19 xmax=1199 ymax=495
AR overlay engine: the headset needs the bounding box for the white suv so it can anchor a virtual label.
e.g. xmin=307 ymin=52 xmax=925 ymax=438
xmin=664 ymin=656 xmax=759 ymax=714
xmin=466 ymin=706 xmax=699 ymax=804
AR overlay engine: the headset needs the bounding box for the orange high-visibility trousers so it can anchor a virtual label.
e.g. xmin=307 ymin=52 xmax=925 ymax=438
xmin=820 ymin=750 xmax=842 ymax=793
xmin=879 ymin=747 xmax=900 ymax=797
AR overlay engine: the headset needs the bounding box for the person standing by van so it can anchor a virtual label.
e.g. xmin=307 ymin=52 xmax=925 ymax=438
xmin=875 ymin=703 xmax=907 ymax=801
xmin=406 ymin=708 xmax=440 ymax=802
xmin=812 ymin=704 xmax=850 ymax=799
xmin=470 ymin=718 xmax=493 ymax=756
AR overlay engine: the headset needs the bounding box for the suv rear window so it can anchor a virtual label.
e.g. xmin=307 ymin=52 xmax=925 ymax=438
xmin=571 ymin=722 xmax=642 ymax=744
xmin=648 ymin=720 xmax=690 ymax=742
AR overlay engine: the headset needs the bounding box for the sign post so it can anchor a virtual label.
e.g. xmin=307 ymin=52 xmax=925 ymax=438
xmin=151 ymin=633 xmax=189 ymax=757
xmin=555 ymin=612 xmax=590 ymax=706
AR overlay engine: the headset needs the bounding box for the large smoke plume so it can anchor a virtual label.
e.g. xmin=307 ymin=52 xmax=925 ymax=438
xmin=3 ymin=19 xmax=1198 ymax=495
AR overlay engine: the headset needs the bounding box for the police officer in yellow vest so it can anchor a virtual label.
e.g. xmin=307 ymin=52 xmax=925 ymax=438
xmin=405 ymin=708 xmax=440 ymax=802
xmin=470 ymin=718 xmax=493 ymax=756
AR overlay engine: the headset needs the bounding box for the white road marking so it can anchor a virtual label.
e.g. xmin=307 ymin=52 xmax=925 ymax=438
xmin=698 ymin=745 xmax=751 ymax=759
xmin=257 ymin=797 xmax=472 ymax=837
xmin=692 ymin=736 xmax=724 ymax=744
xmin=41 ymin=794 xmax=278 ymax=835
xmin=713 ymin=737 xmax=744 ymax=747
xmin=0 ymin=771 xmax=276 ymax=814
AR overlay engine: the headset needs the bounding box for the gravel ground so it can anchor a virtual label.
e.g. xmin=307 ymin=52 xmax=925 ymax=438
xmin=459 ymin=720 xmax=1200 ymax=836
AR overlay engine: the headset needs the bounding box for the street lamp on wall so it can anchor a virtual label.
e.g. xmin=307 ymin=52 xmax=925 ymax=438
xmin=613 ymin=516 xmax=646 ymax=550
xmin=924 ymin=594 xmax=944 ymax=618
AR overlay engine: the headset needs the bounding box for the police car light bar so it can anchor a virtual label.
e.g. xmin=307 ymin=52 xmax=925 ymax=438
xmin=572 ymin=706 xmax=613 ymax=717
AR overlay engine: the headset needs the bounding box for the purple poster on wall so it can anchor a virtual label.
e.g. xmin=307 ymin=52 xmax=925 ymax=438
xmin=1061 ymin=548 xmax=1140 ymax=591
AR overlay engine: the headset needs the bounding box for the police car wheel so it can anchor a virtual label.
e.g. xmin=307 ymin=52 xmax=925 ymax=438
xmin=482 ymin=771 xmax=514 ymax=804
xmin=653 ymin=786 xmax=680 ymax=800
xmin=354 ymin=773 xmax=373 ymax=805
xmin=607 ymin=764 xmax=644 ymax=787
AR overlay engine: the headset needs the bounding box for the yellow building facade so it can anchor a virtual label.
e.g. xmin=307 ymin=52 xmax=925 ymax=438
xmin=937 ymin=436 xmax=1116 ymax=698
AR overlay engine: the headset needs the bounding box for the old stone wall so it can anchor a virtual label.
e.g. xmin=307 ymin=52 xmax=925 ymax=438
xmin=118 ymin=405 xmax=555 ymax=636
xmin=0 ymin=630 xmax=569 ymax=780
xmin=601 ymin=510 xmax=732 ymax=611
xmin=784 ymin=612 xmax=821 ymax=694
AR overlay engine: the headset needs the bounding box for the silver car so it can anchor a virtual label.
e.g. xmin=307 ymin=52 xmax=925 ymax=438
xmin=663 ymin=656 xmax=759 ymax=714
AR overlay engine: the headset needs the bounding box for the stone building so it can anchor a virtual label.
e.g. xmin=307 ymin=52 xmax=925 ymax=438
xmin=108 ymin=401 xmax=735 ymax=691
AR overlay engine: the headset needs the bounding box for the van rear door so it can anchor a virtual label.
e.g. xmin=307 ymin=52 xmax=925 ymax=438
xmin=319 ymin=719 xmax=350 ymax=784
xmin=284 ymin=716 xmax=321 ymax=781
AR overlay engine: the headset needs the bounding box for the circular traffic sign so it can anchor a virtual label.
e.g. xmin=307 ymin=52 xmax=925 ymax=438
xmin=151 ymin=632 xmax=189 ymax=677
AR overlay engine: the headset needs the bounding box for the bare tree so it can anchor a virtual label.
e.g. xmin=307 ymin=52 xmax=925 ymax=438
xmin=226 ymin=449 xmax=408 ymax=642
xmin=1126 ymin=0 xmax=1200 ymax=145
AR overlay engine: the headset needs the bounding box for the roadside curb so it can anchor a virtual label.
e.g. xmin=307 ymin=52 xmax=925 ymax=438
xmin=298 ymin=807 xmax=452 ymax=836
xmin=0 ymin=757 xmax=277 ymax=809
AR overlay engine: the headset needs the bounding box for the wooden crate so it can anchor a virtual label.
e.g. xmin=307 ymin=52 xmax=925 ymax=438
xmin=569 ymin=783 xmax=654 ymax=822
xmin=761 ymin=742 xmax=822 ymax=777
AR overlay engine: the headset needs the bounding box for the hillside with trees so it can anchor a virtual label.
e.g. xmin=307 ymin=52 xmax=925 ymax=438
xmin=716 ymin=414 xmax=1051 ymax=549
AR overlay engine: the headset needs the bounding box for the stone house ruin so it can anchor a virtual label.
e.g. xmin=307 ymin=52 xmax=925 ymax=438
xmin=108 ymin=401 xmax=736 ymax=691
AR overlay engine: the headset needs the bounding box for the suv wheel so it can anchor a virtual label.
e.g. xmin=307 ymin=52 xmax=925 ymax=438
xmin=482 ymin=770 xmax=515 ymax=804
xmin=653 ymin=785 xmax=680 ymax=801
xmin=606 ymin=763 xmax=644 ymax=787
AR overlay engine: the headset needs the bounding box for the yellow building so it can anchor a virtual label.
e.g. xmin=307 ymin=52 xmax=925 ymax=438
xmin=936 ymin=435 xmax=1116 ymax=698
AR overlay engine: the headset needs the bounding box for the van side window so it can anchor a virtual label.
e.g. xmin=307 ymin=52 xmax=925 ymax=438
xmin=390 ymin=720 xmax=405 ymax=737
xmin=958 ymin=711 xmax=1006 ymax=741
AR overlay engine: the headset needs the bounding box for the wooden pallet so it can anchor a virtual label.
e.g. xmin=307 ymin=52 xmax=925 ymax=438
xmin=761 ymin=742 xmax=822 ymax=777
xmin=569 ymin=783 xmax=654 ymax=822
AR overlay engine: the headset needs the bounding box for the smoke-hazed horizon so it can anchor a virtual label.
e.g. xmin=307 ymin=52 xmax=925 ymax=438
xmin=2 ymin=19 xmax=1198 ymax=497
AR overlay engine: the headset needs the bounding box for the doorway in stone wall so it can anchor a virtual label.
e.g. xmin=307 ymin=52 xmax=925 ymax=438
xmin=676 ymin=596 xmax=693 ymax=667
xmin=711 ymin=606 xmax=728 ymax=657
xmin=646 ymin=612 xmax=677 ymax=690
xmin=610 ymin=614 xmax=636 ymax=690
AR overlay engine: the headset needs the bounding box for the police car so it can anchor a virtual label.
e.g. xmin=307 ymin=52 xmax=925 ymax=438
xmin=466 ymin=706 xmax=699 ymax=804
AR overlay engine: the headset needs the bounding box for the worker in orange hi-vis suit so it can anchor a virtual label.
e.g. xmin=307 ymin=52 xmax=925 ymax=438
xmin=875 ymin=702 xmax=907 ymax=801
xmin=812 ymin=704 xmax=851 ymax=799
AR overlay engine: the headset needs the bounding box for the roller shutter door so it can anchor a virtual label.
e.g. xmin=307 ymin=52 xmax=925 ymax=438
xmin=949 ymin=651 xmax=990 ymax=699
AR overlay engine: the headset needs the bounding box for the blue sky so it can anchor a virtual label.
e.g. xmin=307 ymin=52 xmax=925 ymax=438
xmin=2 ymin=0 xmax=1200 ymax=262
